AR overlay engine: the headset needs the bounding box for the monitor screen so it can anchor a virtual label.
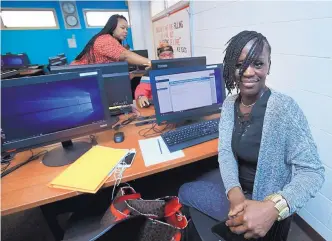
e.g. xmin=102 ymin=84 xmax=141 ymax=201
xmin=132 ymin=50 xmax=148 ymax=58
xmin=1 ymin=71 xmax=112 ymax=152
xmin=129 ymin=50 xmax=149 ymax=71
xmin=150 ymin=64 xmax=225 ymax=124
xmin=1 ymin=54 xmax=30 ymax=69
xmin=51 ymin=62 xmax=132 ymax=107
xmin=151 ymin=57 xmax=206 ymax=70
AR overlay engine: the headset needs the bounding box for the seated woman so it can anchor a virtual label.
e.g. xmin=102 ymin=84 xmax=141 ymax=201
xmin=135 ymin=43 xmax=174 ymax=108
xmin=178 ymin=30 xmax=325 ymax=240
xmin=72 ymin=14 xmax=150 ymax=67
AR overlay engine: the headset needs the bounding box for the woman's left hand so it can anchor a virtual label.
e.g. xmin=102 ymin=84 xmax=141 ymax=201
xmin=226 ymin=200 xmax=279 ymax=239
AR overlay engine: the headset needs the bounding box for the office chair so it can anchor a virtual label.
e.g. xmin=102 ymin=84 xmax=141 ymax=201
xmin=189 ymin=207 xmax=221 ymax=241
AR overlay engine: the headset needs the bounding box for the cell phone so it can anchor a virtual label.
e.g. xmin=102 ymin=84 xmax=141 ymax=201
xmin=118 ymin=149 xmax=136 ymax=168
xmin=211 ymin=221 xmax=248 ymax=241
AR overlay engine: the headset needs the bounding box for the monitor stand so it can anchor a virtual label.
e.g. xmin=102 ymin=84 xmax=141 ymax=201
xmin=110 ymin=115 xmax=120 ymax=126
xmin=175 ymin=117 xmax=205 ymax=128
xmin=42 ymin=140 xmax=92 ymax=167
xmin=42 ymin=117 xmax=119 ymax=167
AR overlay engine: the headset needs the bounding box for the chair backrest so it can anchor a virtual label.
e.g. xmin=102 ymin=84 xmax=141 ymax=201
xmin=189 ymin=207 xmax=220 ymax=241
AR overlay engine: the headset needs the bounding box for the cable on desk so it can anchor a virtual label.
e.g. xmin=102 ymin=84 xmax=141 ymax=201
xmin=138 ymin=122 xmax=174 ymax=138
xmin=1 ymin=152 xmax=17 ymax=172
xmin=131 ymin=105 xmax=141 ymax=117
xmin=1 ymin=162 xmax=10 ymax=172
xmin=113 ymin=111 xmax=141 ymax=131
xmin=1 ymin=150 xmax=48 ymax=178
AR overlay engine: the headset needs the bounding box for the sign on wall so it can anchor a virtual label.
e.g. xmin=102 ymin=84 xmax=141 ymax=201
xmin=152 ymin=6 xmax=191 ymax=58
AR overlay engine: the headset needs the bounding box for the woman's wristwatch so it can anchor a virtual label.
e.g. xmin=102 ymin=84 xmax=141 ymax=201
xmin=264 ymin=194 xmax=290 ymax=221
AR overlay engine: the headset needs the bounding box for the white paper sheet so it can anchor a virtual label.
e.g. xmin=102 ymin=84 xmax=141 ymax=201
xmin=67 ymin=38 xmax=77 ymax=48
xmin=139 ymin=136 xmax=184 ymax=167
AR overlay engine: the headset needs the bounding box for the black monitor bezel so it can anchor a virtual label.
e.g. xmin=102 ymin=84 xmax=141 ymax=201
xmin=132 ymin=50 xmax=149 ymax=58
xmin=1 ymin=71 xmax=113 ymax=153
xmin=50 ymin=62 xmax=129 ymax=74
xmin=151 ymin=56 xmax=207 ymax=70
xmin=50 ymin=62 xmax=132 ymax=107
xmin=150 ymin=64 xmax=225 ymax=125
xmin=1 ymin=53 xmax=30 ymax=70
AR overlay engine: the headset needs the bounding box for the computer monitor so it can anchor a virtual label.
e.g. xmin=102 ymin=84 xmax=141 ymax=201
xmin=150 ymin=64 xmax=225 ymax=124
xmin=132 ymin=50 xmax=149 ymax=58
xmin=151 ymin=56 xmax=206 ymax=70
xmin=1 ymin=71 xmax=114 ymax=167
xmin=129 ymin=50 xmax=149 ymax=71
xmin=51 ymin=62 xmax=132 ymax=107
xmin=1 ymin=53 xmax=30 ymax=70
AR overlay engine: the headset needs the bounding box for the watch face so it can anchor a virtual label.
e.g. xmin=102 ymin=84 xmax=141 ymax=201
xmin=66 ymin=15 xmax=78 ymax=27
xmin=62 ymin=2 xmax=75 ymax=14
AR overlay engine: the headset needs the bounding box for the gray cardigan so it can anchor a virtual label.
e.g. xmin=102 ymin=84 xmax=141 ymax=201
xmin=218 ymin=89 xmax=325 ymax=217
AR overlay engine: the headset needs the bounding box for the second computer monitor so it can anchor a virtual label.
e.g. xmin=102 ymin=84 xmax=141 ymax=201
xmin=51 ymin=62 xmax=132 ymax=107
xmin=1 ymin=53 xmax=30 ymax=70
xmin=132 ymin=50 xmax=148 ymax=58
xmin=151 ymin=56 xmax=206 ymax=70
xmin=150 ymin=64 xmax=226 ymax=124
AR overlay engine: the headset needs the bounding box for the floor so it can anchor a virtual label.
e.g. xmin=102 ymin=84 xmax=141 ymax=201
xmin=1 ymin=158 xmax=323 ymax=241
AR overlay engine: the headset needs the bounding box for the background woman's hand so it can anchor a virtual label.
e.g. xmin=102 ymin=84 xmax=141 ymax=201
xmin=226 ymin=200 xmax=279 ymax=239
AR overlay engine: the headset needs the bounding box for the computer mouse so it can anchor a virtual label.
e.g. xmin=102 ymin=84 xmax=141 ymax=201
xmin=142 ymin=99 xmax=153 ymax=108
xmin=143 ymin=102 xmax=151 ymax=108
xmin=114 ymin=132 xmax=125 ymax=143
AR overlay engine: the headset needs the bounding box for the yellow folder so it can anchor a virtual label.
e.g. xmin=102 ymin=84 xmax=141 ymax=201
xmin=49 ymin=145 xmax=128 ymax=194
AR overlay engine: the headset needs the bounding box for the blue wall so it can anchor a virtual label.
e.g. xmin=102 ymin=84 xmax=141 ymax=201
xmin=1 ymin=1 xmax=133 ymax=64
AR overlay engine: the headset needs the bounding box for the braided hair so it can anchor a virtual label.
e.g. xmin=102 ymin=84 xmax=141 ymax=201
xmin=223 ymin=30 xmax=271 ymax=94
xmin=75 ymin=14 xmax=127 ymax=63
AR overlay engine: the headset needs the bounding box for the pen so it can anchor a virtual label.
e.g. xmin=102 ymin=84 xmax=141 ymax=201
xmin=157 ymin=138 xmax=163 ymax=154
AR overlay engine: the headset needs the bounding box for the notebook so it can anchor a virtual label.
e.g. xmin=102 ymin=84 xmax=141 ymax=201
xmin=49 ymin=145 xmax=129 ymax=194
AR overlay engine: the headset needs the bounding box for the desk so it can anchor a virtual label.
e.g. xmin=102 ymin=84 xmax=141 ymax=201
xmin=1 ymin=106 xmax=219 ymax=216
xmin=19 ymin=68 xmax=43 ymax=76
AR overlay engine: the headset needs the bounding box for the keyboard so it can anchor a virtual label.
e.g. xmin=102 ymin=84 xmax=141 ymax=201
xmin=161 ymin=118 xmax=220 ymax=152
xmin=109 ymin=105 xmax=133 ymax=116
xmin=1 ymin=70 xmax=19 ymax=79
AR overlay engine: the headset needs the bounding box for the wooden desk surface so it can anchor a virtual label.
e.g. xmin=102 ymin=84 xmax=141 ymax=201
xmin=19 ymin=69 xmax=43 ymax=76
xmin=1 ymin=107 xmax=219 ymax=216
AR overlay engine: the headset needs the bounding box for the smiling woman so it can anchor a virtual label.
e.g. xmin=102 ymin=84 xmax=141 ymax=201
xmin=72 ymin=14 xmax=151 ymax=67
xmin=178 ymin=30 xmax=325 ymax=241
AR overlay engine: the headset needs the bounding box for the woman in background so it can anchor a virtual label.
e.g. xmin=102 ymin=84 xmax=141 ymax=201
xmin=179 ymin=30 xmax=324 ymax=240
xmin=135 ymin=42 xmax=174 ymax=108
xmin=72 ymin=14 xmax=150 ymax=67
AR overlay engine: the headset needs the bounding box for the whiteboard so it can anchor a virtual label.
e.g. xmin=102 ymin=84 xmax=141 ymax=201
xmin=152 ymin=6 xmax=191 ymax=58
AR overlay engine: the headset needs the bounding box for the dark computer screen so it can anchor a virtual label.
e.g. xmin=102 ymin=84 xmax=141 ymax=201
xmin=129 ymin=50 xmax=149 ymax=71
xmin=151 ymin=56 xmax=206 ymax=70
xmin=51 ymin=62 xmax=132 ymax=106
xmin=1 ymin=54 xmax=30 ymax=69
xmin=150 ymin=64 xmax=225 ymax=124
xmin=132 ymin=50 xmax=148 ymax=58
xmin=1 ymin=71 xmax=111 ymax=152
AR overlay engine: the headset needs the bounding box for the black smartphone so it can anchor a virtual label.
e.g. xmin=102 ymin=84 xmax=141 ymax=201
xmin=211 ymin=221 xmax=249 ymax=241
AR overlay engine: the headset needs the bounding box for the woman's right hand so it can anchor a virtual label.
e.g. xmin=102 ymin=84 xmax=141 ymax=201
xmin=227 ymin=187 xmax=246 ymax=218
